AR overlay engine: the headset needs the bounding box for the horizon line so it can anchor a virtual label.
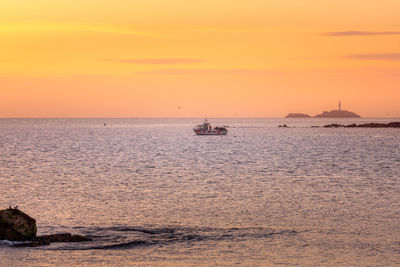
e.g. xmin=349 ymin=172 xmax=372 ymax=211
xmin=0 ymin=117 xmax=399 ymax=119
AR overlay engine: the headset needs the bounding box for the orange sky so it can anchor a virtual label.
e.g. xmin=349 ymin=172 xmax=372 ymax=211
xmin=1 ymin=0 xmax=399 ymax=118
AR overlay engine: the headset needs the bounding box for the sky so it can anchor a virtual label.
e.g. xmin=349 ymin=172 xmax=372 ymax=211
xmin=1 ymin=0 xmax=399 ymax=118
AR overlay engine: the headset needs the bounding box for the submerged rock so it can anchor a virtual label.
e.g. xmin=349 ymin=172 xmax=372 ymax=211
xmin=0 ymin=208 xmax=37 ymax=241
xmin=13 ymin=233 xmax=93 ymax=247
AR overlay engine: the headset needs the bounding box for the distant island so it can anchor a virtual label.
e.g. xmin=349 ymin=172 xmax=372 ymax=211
xmin=285 ymin=113 xmax=311 ymax=118
xmin=285 ymin=102 xmax=361 ymax=118
xmin=314 ymin=109 xmax=360 ymax=118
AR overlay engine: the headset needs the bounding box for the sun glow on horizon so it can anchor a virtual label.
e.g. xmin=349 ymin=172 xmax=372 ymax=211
xmin=1 ymin=0 xmax=400 ymax=118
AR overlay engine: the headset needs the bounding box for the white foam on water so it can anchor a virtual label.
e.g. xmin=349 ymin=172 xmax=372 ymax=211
xmin=0 ymin=240 xmax=30 ymax=246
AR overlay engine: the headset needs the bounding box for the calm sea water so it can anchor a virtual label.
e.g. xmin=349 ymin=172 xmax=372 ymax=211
xmin=0 ymin=118 xmax=399 ymax=266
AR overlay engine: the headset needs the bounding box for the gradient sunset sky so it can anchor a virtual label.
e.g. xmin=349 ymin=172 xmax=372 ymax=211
xmin=1 ymin=0 xmax=399 ymax=118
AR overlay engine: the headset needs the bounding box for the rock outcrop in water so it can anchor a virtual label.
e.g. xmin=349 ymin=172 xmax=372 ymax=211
xmin=0 ymin=208 xmax=92 ymax=247
xmin=323 ymin=122 xmax=400 ymax=128
xmin=0 ymin=208 xmax=37 ymax=241
xmin=13 ymin=233 xmax=93 ymax=247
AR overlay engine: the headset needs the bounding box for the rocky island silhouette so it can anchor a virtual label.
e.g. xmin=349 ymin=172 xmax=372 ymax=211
xmin=285 ymin=113 xmax=311 ymax=118
xmin=285 ymin=101 xmax=361 ymax=118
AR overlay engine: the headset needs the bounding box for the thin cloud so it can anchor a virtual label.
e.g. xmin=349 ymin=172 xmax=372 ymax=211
xmin=134 ymin=68 xmax=271 ymax=75
xmin=345 ymin=53 xmax=400 ymax=61
xmin=0 ymin=23 xmax=165 ymax=38
xmin=106 ymin=58 xmax=202 ymax=65
xmin=323 ymin=31 xmax=400 ymax=36
xmin=192 ymin=27 xmax=267 ymax=32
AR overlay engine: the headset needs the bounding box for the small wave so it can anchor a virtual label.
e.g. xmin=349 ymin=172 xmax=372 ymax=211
xmin=51 ymin=240 xmax=153 ymax=251
xmin=0 ymin=240 xmax=31 ymax=247
xmin=87 ymin=240 xmax=151 ymax=250
xmin=107 ymin=226 xmax=176 ymax=235
xmin=38 ymin=226 xmax=299 ymax=251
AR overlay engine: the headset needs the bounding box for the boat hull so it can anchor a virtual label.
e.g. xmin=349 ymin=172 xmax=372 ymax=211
xmin=193 ymin=129 xmax=227 ymax=135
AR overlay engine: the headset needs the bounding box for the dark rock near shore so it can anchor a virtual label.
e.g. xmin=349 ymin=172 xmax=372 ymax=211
xmin=323 ymin=123 xmax=344 ymax=128
xmin=0 ymin=208 xmax=37 ymax=241
xmin=387 ymin=122 xmax=400 ymax=127
xmin=323 ymin=122 xmax=400 ymax=128
xmin=349 ymin=122 xmax=400 ymax=128
xmin=1 ymin=208 xmax=92 ymax=247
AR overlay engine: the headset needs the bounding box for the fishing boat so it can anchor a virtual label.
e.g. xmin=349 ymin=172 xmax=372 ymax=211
xmin=193 ymin=119 xmax=227 ymax=135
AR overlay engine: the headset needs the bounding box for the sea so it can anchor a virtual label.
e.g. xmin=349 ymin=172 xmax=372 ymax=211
xmin=0 ymin=118 xmax=399 ymax=266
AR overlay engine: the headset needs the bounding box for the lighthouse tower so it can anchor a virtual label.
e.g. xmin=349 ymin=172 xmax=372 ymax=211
xmin=338 ymin=101 xmax=342 ymax=111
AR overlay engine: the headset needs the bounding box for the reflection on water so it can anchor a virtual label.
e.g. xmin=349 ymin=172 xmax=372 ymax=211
xmin=0 ymin=118 xmax=399 ymax=266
